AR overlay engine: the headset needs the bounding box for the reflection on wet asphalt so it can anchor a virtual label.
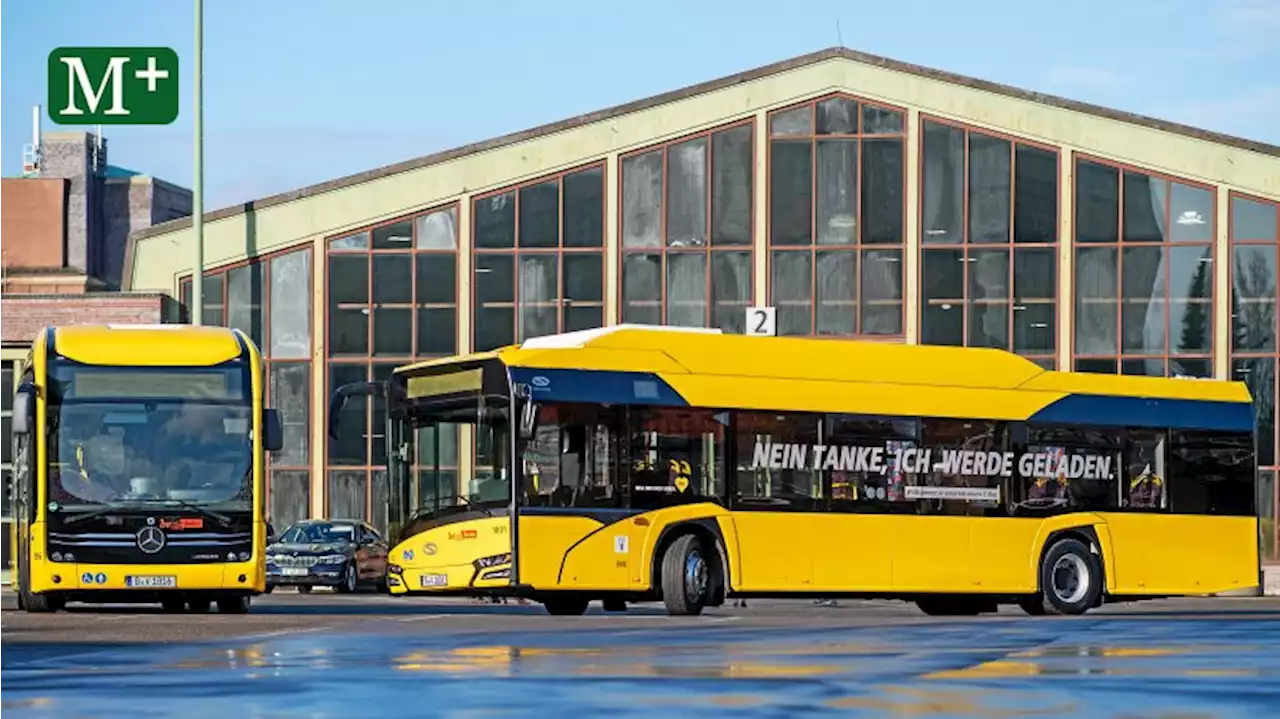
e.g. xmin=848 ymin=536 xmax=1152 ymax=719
xmin=5 ymin=612 xmax=1280 ymax=718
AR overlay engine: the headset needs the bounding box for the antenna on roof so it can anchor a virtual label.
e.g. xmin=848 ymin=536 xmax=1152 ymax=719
xmin=836 ymin=18 xmax=844 ymax=47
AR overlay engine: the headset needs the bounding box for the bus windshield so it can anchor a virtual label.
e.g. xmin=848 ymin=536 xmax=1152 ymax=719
xmin=405 ymin=398 xmax=511 ymax=519
xmin=46 ymin=364 xmax=253 ymax=509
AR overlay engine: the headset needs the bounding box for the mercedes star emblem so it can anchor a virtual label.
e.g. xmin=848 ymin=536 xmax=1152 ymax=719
xmin=136 ymin=526 xmax=166 ymax=554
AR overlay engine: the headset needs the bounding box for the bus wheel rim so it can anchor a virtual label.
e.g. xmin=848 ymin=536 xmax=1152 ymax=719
xmin=1051 ymin=554 xmax=1089 ymax=605
xmin=685 ymin=550 xmax=708 ymax=601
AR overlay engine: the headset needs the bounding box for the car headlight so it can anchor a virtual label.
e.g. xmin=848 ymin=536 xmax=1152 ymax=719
xmin=318 ymin=554 xmax=346 ymax=565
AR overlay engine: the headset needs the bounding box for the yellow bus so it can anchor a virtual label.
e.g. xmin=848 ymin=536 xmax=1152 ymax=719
xmin=329 ymin=325 xmax=1261 ymax=616
xmin=9 ymin=324 xmax=283 ymax=613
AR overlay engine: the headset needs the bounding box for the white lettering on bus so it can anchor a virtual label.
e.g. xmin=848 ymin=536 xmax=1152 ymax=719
xmin=748 ymin=441 xmax=1114 ymax=481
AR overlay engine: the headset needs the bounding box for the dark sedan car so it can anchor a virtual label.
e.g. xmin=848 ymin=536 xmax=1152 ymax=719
xmin=265 ymin=519 xmax=389 ymax=593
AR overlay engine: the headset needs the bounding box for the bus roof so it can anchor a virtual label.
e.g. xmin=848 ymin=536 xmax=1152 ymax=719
xmin=394 ymin=325 xmax=1254 ymax=431
xmin=46 ymin=324 xmax=250 ymax=367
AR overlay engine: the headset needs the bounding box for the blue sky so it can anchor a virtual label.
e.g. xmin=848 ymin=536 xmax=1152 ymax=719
xmin=3 ymin=0 xmax=1277 ymax=210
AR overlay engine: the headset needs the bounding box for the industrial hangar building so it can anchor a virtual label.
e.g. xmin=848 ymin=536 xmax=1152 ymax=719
xmin=119 ymin=48 xmax=1280 ymax=562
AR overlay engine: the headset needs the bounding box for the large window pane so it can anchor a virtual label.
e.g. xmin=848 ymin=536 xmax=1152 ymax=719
xmin=563 ymin=254 xmax=603 ymax=304
xmin=622 ymin=151 xmax=662 ymax=249
xmin=372 ymin=220 xmax=413 ymax=250
xmin=666 ymin=253 xmax=707 ymax=327
xmin=772 ymin=251 xmax=812 ymax=336
xmin=816 ymin=97 xmax=858 ymax=134
xmin=922 ymin=249 xmax=964 ymax=346
xmin=815 ymin=140 xmax=858 ymax=245
xmin=327 ymin=470 xmax=366 ymax=520
xmin=1014 ymin=145 xmax=1057 ymax=242
xmin=1169 ymin=183 xmax=1214 ymax=242
xmin=967 ymin=134 xmax=1011 ymax=243
xmin=417 ymin=307 xmax=456 ymax=356
xmin=269 ymin=249 xmax=311 ymax=359
xmin=563 ymin=167 xmax=604 ymax=248
xmin=710 ymin=126 xmax=752 ymax=245
xmin=861 ymin=138 xmax=903 ymax=244
xmin=201 ymin=273 xmax=225 ymax=327
xmin=269 ymin=363 xmax=310 ymax=467
xmin=1123 ymin=173 xmax=1167 ymax=242
xmin=622 ymin=254 xmax=661 ymax=325
xmin=518 ymin=255 xmax=558 ymax=340
xmin=770 ymin=141 xmax=812 ymax=245
xmin=372 ymin=254 xmax=412 ymax=304
xmin=1233 ymin=358 xmax=1276 ymax=467
xmin=968 ymin=249 xmax=1009 ymax=349
xmin=921 ymin=121 xmax=963 ymax=244
xmin=667 ymin=138 xmax=708 ymax=247
xmin=373 ymin=308 xmax=413 ymax=355
xmin=474 ymin=252 xmax=515 ymax=351
xmin=519 ymin=180 xmax=559 ymax=248
xmin=415 ymin=254 xmax=456 ymax=306
xmin=815 ymin=251 xmax=856 ymax=336
xmin=1121 ymin=246 xmax=1165 ymax=354
xmin=226 ymin=262 xmax=264 ymax=350
xmin=416 ymin=207 xmax=457 ymax=250
xmin=1075 ymin=247 xmax=1118 ymax=355
xmin=711 ymin=251 xmax=751 ymax=333
xmin=475 ymin=192 xmax=515 ymax=249
xmin=861 ymin=249 xmax=903 ymax=335
xmin=1075 ymin=160 xmax=1119 ymax=243
xmin=329 ymin=254 xmax=369 ymax=356
xmin=269 ymin=470 xmax=310 ymax=529
xmin=1232 ymin=196 xmax=1278 ymax=240
xmin=1232 ymin=245 xmax=1277 ymax=352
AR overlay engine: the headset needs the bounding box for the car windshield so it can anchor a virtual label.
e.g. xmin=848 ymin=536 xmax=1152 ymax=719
xmin=47 ymin=364 xmax=253 ymax=509
xmin=277 ymin=523 xmax=357 ymax=544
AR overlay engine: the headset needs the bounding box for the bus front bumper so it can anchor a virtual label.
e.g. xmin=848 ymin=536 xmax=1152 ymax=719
xmin=387 ymin=562 xmax=511 ymax=595
xmin=28 ymin=561 xmax=264 ymax=594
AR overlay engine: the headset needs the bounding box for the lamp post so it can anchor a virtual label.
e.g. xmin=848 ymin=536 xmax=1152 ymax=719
xmin=191 ymin=0 xmax=204 ymax=324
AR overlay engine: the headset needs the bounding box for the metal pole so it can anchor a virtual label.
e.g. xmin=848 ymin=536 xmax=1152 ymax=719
xmin=191 ymin=0 xmax=204 ymax=324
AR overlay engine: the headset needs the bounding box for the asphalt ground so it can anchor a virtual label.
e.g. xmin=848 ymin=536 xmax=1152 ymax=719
xmin=4 ymin=591 xmax=1280 ymax=717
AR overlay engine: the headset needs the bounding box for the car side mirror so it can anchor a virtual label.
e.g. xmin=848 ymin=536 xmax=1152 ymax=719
xmin=263 ymin=408 xmax=284 ymax=452
xmin=11 ymin=386 xmax=33 ymax=435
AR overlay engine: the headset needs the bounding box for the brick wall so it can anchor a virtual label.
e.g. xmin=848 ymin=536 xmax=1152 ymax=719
xmin=0 ymin=293 xmax=170 ymax=345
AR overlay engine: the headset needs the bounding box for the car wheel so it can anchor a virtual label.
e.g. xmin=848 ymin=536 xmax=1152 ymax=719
xmin=337 ymin=562 xmax=358 ymax=594
xmin=297 ymin=585 xmax=312 ymax=594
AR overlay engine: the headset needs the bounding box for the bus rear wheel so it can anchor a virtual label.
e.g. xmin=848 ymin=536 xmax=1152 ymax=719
xmin=1036 ymin=537 xmax=1103 ymax=615
xmin=661 ymin=534 xmax=714 ymax=616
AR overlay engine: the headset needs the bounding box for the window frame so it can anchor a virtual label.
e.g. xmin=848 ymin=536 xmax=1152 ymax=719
xmin=616 ymin=118 xmax=756 ymax=330
xmin=916 ymin=115 xmax=1061 ymax=367
xmin=1070 ymin=153 xmax=1218 ymax=377
xmin=179 ymin=243 xmax=315 ymax=527
xmin=471 ymin=163 xmax=607 ymax=351
xmin=765 ymin=93 xmax=909 ymax=339
xmin=1226 ymin=190 xmax=1280 ymax=562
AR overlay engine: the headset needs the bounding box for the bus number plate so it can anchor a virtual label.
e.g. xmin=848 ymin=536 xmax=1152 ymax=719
xmin=420 ymin=574 xmax=448 ymax=588
xmin=126 ymin=575 xmax=177 ymax=588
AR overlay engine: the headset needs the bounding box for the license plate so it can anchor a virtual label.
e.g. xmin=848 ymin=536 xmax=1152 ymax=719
xmin=281 ymin=567 xmax=308 ymax=577
xmin=126 ymin=575 xmax=176 ymax=588
xmin=420 ymin=574 xmax=448 ymax=587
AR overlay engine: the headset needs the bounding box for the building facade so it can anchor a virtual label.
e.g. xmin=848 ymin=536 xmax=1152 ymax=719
xmin=123 ymin=49 xmax=1280 ymax=561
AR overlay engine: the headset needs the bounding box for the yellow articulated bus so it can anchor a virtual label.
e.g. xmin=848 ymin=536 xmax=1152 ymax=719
xmin=9 ymin=324 xmax=283 ymax=613
xmin=328 ymin=325 xmax=1261 ymax=617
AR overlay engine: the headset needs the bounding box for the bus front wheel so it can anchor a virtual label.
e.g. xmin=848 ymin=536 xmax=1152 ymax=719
xmin=1036 ymin=537 xmax=1103 ymax=615
xmin=661 ymin=534 xmax=714 ymax=616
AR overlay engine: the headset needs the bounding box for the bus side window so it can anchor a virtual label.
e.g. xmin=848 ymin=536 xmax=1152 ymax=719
xmin=1124 ymin=430 xmax=1167 ymax=511
xmin=1168 ymin=430 xmax=1254 ymax=516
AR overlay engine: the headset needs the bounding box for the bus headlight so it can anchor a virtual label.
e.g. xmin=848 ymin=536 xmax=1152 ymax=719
xmin=474 ymin=553 xmax=512 ymax=570
xmin=51 ymin=552 xmax=63 ymax=562
xmin=237 ymin=551 xmax=250 ymax=561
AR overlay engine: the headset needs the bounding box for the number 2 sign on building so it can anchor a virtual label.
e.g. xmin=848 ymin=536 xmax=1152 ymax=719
xmin=47 ymin=47 xmax=180 ymax=125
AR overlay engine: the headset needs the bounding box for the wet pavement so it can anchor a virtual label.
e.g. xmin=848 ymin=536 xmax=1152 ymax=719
xmin=4 ymin=596 xmax=1280 ymax=718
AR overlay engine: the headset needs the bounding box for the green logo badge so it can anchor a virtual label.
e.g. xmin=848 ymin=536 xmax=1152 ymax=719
xmin=48 ymin=47 xmax=179 ymax=125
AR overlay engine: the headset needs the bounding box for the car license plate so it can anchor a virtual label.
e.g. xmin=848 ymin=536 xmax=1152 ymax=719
xmin=420 ymin=574 xmax=448 ymax=588
xmin=126 ymin=575 xmax=176 ymax=588
xmin=281 ymin=567 xmax=308 ymax=577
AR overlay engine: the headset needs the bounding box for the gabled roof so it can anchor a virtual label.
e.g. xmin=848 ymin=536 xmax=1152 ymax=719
xmin=130 ymin=46 xmax=1280 ymax=244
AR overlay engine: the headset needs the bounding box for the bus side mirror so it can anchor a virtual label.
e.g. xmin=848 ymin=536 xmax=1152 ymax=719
xmin=328 ymin=381 xmax=385 ymax=440
xmin=11 ymin=388 xmax=32 ymax=435
xmin=263 ymin=409 xmax=284 ymax=452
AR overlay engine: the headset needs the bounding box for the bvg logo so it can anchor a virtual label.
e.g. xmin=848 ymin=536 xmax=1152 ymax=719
xmin=48 ymin=47 xmax=179 ymax=125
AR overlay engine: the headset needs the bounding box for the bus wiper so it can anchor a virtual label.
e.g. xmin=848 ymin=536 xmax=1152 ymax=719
xmin=153 ymin=497 xmax=233 ymax=527
xmin=62 ymin=501 xmax=135 ymax=525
